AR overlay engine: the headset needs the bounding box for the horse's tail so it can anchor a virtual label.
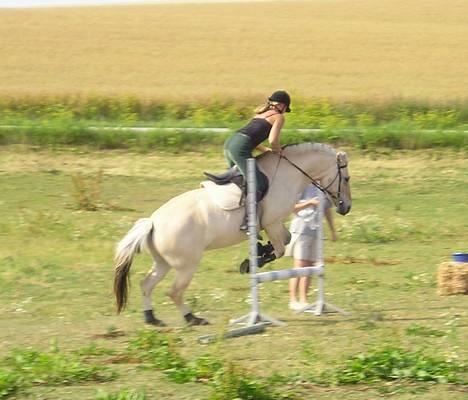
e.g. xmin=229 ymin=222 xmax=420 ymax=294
xmin=114 ymin=218 xmax=154 ymax=314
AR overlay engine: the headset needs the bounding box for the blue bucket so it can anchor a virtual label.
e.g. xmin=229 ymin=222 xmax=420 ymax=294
xmin=452 ymin=253 xmax=468 ymax=263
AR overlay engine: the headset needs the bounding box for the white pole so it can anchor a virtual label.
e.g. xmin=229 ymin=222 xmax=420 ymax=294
xmin=231 ymin=162 xmax=348 ymax=328
xmin=256 ymin=266 xmax=324 ymax=283
xmin=230 ymin=158 xmax=283 ymax=327
xmin=316 ymin=190 xmax=325 ymax=313
xmin=247 ymin=158 xmax=260 ymax=324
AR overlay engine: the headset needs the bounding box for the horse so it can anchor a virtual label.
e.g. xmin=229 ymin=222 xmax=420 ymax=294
xmin=114 ymin=142 xmax=352 ymax=326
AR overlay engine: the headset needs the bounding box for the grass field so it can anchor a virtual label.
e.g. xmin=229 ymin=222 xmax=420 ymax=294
xmin=1 ymin=0 xmax=467 ymax=101
xmin=0 ymin=145 xmax=467 ymax=399
xmin=1 ymin=0 xmax=467 ymax=397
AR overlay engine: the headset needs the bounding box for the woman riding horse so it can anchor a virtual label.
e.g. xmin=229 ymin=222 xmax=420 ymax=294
xmin=114 ymin=142 xmax=352 ymax=326
xmin=223 ymin=90 xmax=291 ymax=230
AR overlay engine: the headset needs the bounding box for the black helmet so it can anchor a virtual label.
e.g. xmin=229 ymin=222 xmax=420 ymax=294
xmin=268 ymin=90 xmax=291 ymax=112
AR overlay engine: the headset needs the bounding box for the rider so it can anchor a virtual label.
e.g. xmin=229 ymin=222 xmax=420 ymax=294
xmin=223 ymin=90 xmax=291 ymax=231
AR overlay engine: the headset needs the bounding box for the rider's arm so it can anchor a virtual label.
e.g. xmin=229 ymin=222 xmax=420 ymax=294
xmin=268 ymin=114 xmax=284 ymax=153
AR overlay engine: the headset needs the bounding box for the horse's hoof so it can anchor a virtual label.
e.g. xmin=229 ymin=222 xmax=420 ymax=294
xmin=184 ymin=312 xmax=210 ymax=326
xmin=144 ymin=310 xmax=166 ymax=326
xmin=258 ymin=253 xmax=276 ymax=269
xmin=239 ymin=259 xmax=250 ymax=274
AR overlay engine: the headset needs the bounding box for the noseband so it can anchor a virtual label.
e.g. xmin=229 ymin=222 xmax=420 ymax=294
xmin=280 ymin=154 xmax=348 ymax=206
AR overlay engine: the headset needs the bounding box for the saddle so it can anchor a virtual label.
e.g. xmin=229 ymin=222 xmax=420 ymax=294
xmin=203 ymin=166 xmax=244 ymax=187
xmin=202 ymin=167 xmax=274 ymax=271
xmin=202 ymin=166 xmax=268 ymax=208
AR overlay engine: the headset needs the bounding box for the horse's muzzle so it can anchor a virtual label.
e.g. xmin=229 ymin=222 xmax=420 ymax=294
xmin=337 ymin=201 xmax=351 ymax=215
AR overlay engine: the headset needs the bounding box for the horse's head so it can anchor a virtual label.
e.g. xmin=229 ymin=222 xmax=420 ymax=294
xmin=322 ymin=152 xmax=352 ymax=215
xmin=267 ymin=143 xmax=352 ymax=215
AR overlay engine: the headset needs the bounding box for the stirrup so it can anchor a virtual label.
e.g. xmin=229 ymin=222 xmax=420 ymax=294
xmin=242 ymin=229 xmax=263 ymax=240
xmin=239 ymin=214 xmax=248 ymax=231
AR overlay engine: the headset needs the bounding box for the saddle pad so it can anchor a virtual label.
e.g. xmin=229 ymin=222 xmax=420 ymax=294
xmin=200 ymin=180 xmax=244 ymax=211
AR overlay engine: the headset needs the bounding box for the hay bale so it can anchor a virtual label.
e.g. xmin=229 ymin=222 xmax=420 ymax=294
xmin=437 ymin=262 xmax=468 ymax=295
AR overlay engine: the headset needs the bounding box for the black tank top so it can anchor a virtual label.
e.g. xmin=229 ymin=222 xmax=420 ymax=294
xmin=237 ymin=115 xmax=276 ymax=148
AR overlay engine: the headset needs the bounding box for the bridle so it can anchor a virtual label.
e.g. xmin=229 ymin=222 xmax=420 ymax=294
xmin=280 ymin=154 xmax=348 ymax=206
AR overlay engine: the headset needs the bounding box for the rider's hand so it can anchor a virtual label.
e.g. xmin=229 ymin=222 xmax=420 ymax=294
xmin=272 ymin=148 xmax=282 ymax=156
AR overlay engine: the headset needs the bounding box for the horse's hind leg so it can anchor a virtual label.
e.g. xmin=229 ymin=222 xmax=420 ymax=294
xmin=140 ymin=262 xmax=170 ymax=326
xmin=169 ymin=268 xmax=209 ymax=326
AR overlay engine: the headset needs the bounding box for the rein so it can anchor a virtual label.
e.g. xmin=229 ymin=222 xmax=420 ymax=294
xmin=279 ymin=154 xmax=347 ymax=205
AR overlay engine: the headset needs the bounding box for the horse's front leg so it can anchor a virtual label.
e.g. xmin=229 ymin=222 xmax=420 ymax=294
xmin=239 ymin=223 xmax=291 ymax=273
xmin=264 ymin=222 xmax=291 ymax=259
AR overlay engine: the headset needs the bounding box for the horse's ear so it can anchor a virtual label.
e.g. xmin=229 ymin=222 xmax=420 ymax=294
xmin=336 ymin=152 xmax=348 ymax=167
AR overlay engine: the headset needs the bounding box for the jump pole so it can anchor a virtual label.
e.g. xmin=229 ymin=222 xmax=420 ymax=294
xmin=230 ymin=158 xmax=283 ymax=327
xmin=230 ymin=158 xmax=348 ymax=331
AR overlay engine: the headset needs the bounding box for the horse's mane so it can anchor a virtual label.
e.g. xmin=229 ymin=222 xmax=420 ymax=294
xmin=256 ymin=142 xmax=337 ymax=162
xmin=282 ymin=142 xmax=337 ymax=156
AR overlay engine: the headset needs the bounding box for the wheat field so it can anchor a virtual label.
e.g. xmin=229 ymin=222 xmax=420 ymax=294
xmin=0 ymin=0 xmax=467 ymax=101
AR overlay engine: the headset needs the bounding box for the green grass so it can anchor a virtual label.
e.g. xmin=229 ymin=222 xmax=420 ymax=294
xmin=2 ymin=96 xmax=468 ymax=127
xmin=0 ymin=121 xmax=466 ymax=151
xmin=0 ymin=146 xmax=467 ymax=399
xmin=1 ymin=97 xmax=467 ymax=150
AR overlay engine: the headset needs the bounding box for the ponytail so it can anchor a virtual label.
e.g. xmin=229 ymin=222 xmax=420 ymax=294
xmin=255 ymin=101 xmax=281 ymax=114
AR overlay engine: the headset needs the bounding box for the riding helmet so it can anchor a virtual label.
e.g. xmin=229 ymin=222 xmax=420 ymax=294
xmin=268 ymin=90 xmax=291 ymax=112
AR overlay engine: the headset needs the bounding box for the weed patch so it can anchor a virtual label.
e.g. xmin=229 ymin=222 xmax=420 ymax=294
xmin=0 ymin=370 xmax=22 ymax=399
xmin=70 ymin=170 xmax=103 ymax=211
xmin=124 ymin=330 xmax=287 ymax=398
xmin=320 ymin=346 xmax=466 ymax=385
xmin=405 ymin=324 xmax=446 ymax=338
xmin=95 ymin=388 xmax=147 ymax=400
xmin=0 ymin=345 xmax=116 ymax=398
xmin=209 ymin=362 xmax=281 ymax=400
xmin=125 ymin=330 xmax=221 ymax=384
xmin=126 ymin=329 xmax=186 ymax=372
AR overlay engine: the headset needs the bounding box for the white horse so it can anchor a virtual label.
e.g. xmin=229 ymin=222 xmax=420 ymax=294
xmin=114 ymin=143 xmax=352 ymax=326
